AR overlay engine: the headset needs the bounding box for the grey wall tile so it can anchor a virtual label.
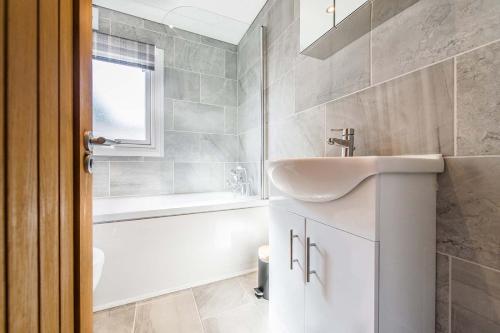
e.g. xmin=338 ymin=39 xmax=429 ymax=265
xmin=265 ymin=0 xmax=296 ymax=47
xmin=372 ymin=0 xmax=419 ymax=29
xmin=172 ymin=28 xmax=202 ymax=43
xmin=225 ymin=51 xmax=237 ymax=80
xmin=93 ymin=161 xmax=110 ymax=198
xmin=326 ymin=60 xmax=454 ymax=156
xmin=110 ymin=162 xmax=173 ymax=196
xmin=436 ymin=254 xmax=450 ymax=333
xmin=372 ymin=0 xmax=500 ymax=83
xmin=201 ymin=36 xmax=237 ymax=52
xmin=107 ymin=21 xmax=175 ymax=67
xmin=201 ymin=75 xmax=237 ymax=107
xmin=225 ymin=107 xmax=237 ymax=135
xmin=457 ymin=41 xmax=500 ymax=156
xmin=295 ymin=33 xmax=370 ymax=113
xmin=174 ymin=38 xmax=225 ymax=77
xmin=173 ymin=101 xmax=225 ymax=134
xmin=165 ymin=68 xmax=200 ymax=102
xmin=237 ymin=94 xmax=260 ymax=134
xmin=237 ymin=28 xmax=261 ymax=78
xmin=98 ymin=6 xmax=143 ymax=27
xmin=164 ymin=131 xmax=201 ymax=162
xmin=437 ymin=157 xmax=500 ymax=270
xmin=199 ymin=46 xmax=225 ymax=76
xmin=451 ymin=258 xmax=500 ymax=332
xmin=199 ymin=134 xmax=238 ymax=163
xmin=267 ymin=69 xmax=295 ymax=124
xmin=165 ymin=98 xmax=174 ymax=130
xmin=174 ymin=163 xmax=225 ymax=193
xmin=238 ymin=62 xmax=261 ymax=107
xmin=239 ymin=129 xmax=261 ymax=163
xmin=269 ymin=105 xmax=325 ymax=160
xmin=267 ymin=20 xmax=301 ymax=87
xmin=164 ymin=131 xmax=237 ymax=163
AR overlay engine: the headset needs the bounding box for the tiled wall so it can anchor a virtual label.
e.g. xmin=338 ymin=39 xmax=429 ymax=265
xmin=92 ymin=6 xmax=240 ymax=197
xmin=237 ymin=0 xmax=500 ymax=331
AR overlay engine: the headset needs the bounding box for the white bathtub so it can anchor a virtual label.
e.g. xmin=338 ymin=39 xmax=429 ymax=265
xmin=93 ymin=193 xmax=269 ymax=311
xmin=93 ymin=191 xmax=267 ymax=223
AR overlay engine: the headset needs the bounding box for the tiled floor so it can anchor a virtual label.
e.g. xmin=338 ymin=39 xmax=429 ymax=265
xmin=93 ymin=272 xmax=269 ymax=333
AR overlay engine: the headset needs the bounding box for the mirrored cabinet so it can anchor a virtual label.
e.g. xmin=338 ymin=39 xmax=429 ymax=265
xmin=300 ymin=0 xmax=371 ymax=59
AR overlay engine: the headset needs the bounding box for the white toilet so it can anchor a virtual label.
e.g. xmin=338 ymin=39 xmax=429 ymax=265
xmin=93 ymin=247 xmax=105 ymax=291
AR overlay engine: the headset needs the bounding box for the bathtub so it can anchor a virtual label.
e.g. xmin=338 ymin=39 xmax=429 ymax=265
xmin=93 ymin=192 xmax=269 ymax=311
xmin=93 ymin=191 xmax=267 ymax=223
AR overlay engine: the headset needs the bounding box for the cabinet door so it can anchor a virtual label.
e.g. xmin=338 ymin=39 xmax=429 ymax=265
xmin=305 ymin=219 xmax=378 ymax=333
xmin=269 ymin=207 xmax=306 ymax=333
xmin=300 ymin=0 xmax=335 ymax=51
xmin=335 ymin=0 xmax=368 ymax=25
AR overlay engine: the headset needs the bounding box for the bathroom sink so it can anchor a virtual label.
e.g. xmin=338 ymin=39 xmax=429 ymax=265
xmin=267 ymin=155 xmax=444 ymax=202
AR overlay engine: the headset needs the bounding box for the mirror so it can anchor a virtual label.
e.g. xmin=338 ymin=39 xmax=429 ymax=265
xmin=300 ymin=0 xmax=334 ymax=52
xmin=335 ymin=0 xmax=367 ymax=25
xmin=300 ymin=0 xmax=371 ymax=59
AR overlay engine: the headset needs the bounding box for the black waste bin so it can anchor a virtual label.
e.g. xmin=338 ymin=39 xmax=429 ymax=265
xmin=254 ymin=245 xmax=269 ymax=300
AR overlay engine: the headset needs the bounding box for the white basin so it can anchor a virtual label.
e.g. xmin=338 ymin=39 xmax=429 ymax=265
xmin=267 ymin=154 xmax=444 ymax=202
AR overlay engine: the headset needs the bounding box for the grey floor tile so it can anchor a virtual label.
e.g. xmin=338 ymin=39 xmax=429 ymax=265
xmin=202 ymin=303 xmax=269 ymax=333
xmin=93 ymin=304 xmax=136 ymax=333
xmin=134 ymin=290 xmax=203 ymax=333
xmin=192 ymin=277 xmax=254 ymax=320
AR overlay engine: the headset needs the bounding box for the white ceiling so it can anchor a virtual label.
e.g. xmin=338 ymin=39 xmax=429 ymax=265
xmin=93 ymin=0 xmax=268 ymax=45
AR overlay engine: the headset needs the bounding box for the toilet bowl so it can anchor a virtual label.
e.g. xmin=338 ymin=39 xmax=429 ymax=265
xmin=93 ymin=247 xmax=105 ymax=291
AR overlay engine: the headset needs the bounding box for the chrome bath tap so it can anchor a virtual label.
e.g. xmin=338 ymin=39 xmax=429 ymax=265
xmin=328 ymin=128 xmax=355 ymax=157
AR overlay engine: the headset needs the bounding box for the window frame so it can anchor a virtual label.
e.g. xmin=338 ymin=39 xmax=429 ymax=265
xmin=93 ymin=47 xmax=164 ymax=157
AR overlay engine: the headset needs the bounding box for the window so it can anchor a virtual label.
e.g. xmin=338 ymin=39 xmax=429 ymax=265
xmin=92 ymin=34 xmax=164 ymax=157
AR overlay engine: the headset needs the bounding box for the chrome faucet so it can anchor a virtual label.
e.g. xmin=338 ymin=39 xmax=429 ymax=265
xmin=227 ymin=166 xmax=251 ymax=196
xmin=328 ymin=128 xmax=355 ymax=157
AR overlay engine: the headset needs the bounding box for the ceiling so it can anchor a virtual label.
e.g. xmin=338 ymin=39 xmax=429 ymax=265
xmin=93 ymin=0 xmax=268 ymax=45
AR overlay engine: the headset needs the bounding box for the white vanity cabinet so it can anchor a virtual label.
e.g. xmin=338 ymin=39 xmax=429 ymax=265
xmin=267 ymin=155 xmax=445 ymax=333
xmin=270 ymin=207 xmax=377 ymax=333
xmin=305 ymin=218 xmax=377 ymax=333
xmin=269 ymin=208 xmax=305 ymax=333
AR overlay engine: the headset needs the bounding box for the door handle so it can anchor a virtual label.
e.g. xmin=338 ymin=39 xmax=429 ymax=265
xmin=84 ymin=130 xmax=121 ymax=152
xmin=290 ymin=229 xmax=299 ymax=270
xmin=306 ymin=237 xmax=316 ymax=283
xmin=83 ymin=130 xmax=122 ymax=174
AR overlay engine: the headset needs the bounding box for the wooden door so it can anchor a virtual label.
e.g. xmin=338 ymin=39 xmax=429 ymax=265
xmin=0 ymin=0 xmax=93 ymax=332
xmin=269 ymin=207 xmax=306 ymax=333
xmin=305 ymin=219 xmax=378 ymax=333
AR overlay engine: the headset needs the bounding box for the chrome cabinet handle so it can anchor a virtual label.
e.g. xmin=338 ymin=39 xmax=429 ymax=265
xmin=290 ymin=229 xmax=299 ymax=270
xmin=306 ymin=237 xmax=317 ymax=283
